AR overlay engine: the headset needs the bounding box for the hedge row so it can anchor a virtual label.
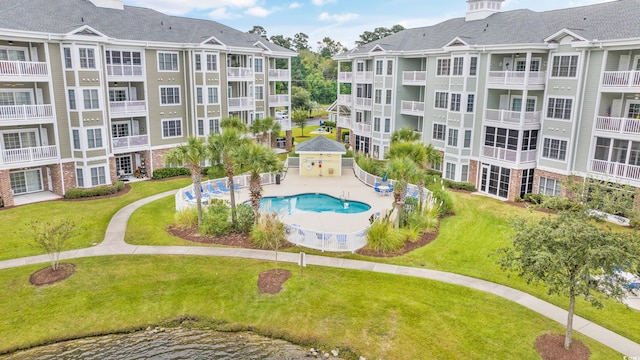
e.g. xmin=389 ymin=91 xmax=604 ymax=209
xmin=64 ymin=181 xmax=126 ymax=199
xmin=152 ymin=167 xmax=190 ymax=179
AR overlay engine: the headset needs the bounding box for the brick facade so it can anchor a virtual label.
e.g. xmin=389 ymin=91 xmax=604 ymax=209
xmin=468 ymin=160 xmax=479 ymax=189
xmin=0 ymin=169 xmax=12 ymax=207
xmin=151 ymin=148 xmax=172 ymax=174
xmin=533 ymin=169 xmax=576 ymax=198
xmin=508 ymin=168 xmax=523 ymax=201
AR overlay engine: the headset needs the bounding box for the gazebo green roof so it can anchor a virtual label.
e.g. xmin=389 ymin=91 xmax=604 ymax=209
xmin=295 ymin=136 xmax=346 ymax=154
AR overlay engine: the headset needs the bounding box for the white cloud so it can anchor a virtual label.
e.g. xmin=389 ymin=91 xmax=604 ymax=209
xmin=311 ymin=0 xmax=337 ymax=6
xmin=318 ymin=12 xmax=358 ymax=23
xmin=209 ymin=7 xmax=233 ymax=19
xmin=245 ymin=6 xmax=272 ymax=17
xmin=289 ymin=2 xmax=302 ymax=8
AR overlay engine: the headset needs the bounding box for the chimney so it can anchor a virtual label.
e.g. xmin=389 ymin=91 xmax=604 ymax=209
xmin=89 ymin=0 xmax=124 ymax=10
xmin=465 ymin=0 xmax=504 ymax=21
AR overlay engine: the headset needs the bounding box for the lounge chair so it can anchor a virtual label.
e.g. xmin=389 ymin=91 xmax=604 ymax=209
xmin=205 ymin=183 xmax=223 ymax=196
xmin=184 ymin=190 xmax=207 ymax=204
xmin=198 ymin=186 xmax=212 ymax=198
xmin=231 ymin=182 xmax=242 ymax=191
xmin=216 ymin=181 xmax=231 ymax=193
xmin=336 ymin=234 xmax=348 ymax=249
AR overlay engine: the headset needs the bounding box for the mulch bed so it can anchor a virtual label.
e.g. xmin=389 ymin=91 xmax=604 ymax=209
xmin=30 ymin=263 xmax=75 ymax=286
xmin=167 ymin=225 xmax=293 ymax=250
xmin=62 ymin=183 xmax=132 ymax=202
xmin=536 ymin=334 xmax=590 ymax=360
xmin=257 ymin=269 xmax=292 ymax=294
xmin=356 ymin=228 xmax=440 ymax=257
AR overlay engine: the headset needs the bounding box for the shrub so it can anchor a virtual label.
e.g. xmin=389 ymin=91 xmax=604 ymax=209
xmin=64 ymin=181 xmax=125 ymax=199
xmin=355 ymin=154 xmax=385 ymax=176
xmin=514 ymin=196 xmax=523 ymax=203
xmin=173 ymin=207 xmax=198 ymax=230
xmin=366 ymin=215 xmax=405 ymax=253
xmin=428 ymin=186 xmax=454 ymax=216
xmin=64 ymin=188 xmax=85 ymax=199
xmin=250 ymin=212 xmax=288 ymax=250
xmin=152 ymin=167 xmax=190 ymax=179
xmin=235 ymin=204 xmax=255 ymax=233
xmin=200 ymin=199 xmax=232 ymax=236
xmin=523 ymin=193 xmax=544 ymax=204
xmin=205 ymin=166 xmax=226 ymax=179
xmin=443 ymin=179 xmax=476 ymax=191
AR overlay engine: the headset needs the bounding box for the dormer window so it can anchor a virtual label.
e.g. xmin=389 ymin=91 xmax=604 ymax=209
xmin=466 ymin=0 xmax=505 ymax=21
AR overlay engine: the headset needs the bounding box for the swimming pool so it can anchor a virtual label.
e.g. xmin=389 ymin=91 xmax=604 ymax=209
xmin=259 ymin=193 xmax=371 ymax=215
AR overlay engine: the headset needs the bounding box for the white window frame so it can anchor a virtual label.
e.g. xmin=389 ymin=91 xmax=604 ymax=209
xmin=90 ymin=166 xmax=107 ymax=186
xmin=375 ymin=60 xmax=383 ymax=75
xmin=78 ymin=47 xmax=97 ymax=69
xmin=162 ymin=118 xmax=183 ymax=139
xmin=207 ymin=53 xmax=218 ymax=72
xmin=159 ymin=86 xmax=181 ymax=106
xmin=384 ymin=118 xmax=391 ymax=133
xmin=157 ymin=52 xmax=179 ymax=72
xmin=452 ymin=57 xmax=464 ymax=76
xmin=86 ymin=127 xmax=104 ymax=149
xmin=196 ymin=87 xmax=203 ymax=105
xmin=469 ymin=56 xmax=478 ymax=76
xmin=434 ymin=91 xmax=448 ymax=109
xmin=448 ymin=128 xmax=458 ymax=147
xmin=72 ymin=129 xmax=81 ymax=149
xmin=436 ymin=58 xmax=450 ymax=76
xmin=538 ymin=177 xmax=561 ymax=196
xmin=450 ymin=93 xmax=461 ymax=112
xmin=207 ymin=87 xmax=219 ymax=104
xmin=373 ymin=117 xmax=381 ymax=132
xmin=542 ymin=137 xmax=568 ymax=162
xmin=546 ymin=97 xmax=574 ymax=120
xmin=432 ymin=123 xmax=446 ymax=141
xmin=445 ymin=162 xmax=456 ymax=180
xmin=253 ymin=57 xmax=263 ymax=73
xmin=194 ymin=53 xmax=202 ymax=71
xmin=63 ymin=47 xmax=73 ymax=69
xmin=386 ymin=60 xmax=393 ymax=75
xmin=82 ymin=88 xmax=100 ymax=110
xmin=255 ymin=85 xmax=264 ymax=101
xmin=550 ymin=54 xmax=579 ymax=78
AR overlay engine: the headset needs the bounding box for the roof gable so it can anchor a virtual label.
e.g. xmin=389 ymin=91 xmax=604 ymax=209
xmin=296 ymin=136 xmax=346 ymax=153
xmin=544 ymin=29 xmax=587 ymax=44
xmin=201 ymin=36 xmax=226 ymax=47
xmin=66 ymin=25 xmax=108 ymax=40
xmin=444 ymin=37 xmax=469 ymax=48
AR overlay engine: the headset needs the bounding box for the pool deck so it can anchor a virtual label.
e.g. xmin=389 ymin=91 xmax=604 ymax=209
xmin=233 ymin=169 xmax=394 ymax=234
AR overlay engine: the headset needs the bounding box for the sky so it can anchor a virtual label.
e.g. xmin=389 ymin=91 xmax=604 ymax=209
xmin=124 ymin=0 xmax=615 ymax=50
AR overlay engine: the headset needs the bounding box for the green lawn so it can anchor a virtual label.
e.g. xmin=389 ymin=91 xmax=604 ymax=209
xmin=0 ymin=256 xmax=621 ymax=359
xmin=0 ymin=177 xmax=190 ymax=260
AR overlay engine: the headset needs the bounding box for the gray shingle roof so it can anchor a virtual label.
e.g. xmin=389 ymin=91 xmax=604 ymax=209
xmin=343 ymin=0 xmax=640 ymax=54
xmin=0 ymin=0 xmax=295 ymax=54
xmin=296 ymin=136 xmax=346 ymax=153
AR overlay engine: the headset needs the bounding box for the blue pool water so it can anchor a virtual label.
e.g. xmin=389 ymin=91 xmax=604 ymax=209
xmin=259 ymin=193 xmax=371 ymax=215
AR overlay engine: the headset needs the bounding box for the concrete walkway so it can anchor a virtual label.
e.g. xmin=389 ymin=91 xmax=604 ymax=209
xmin=1 ymin=189 xmax=639 ymax=357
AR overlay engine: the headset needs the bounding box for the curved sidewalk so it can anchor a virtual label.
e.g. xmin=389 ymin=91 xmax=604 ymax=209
xmin=1 ymin=190 xmax=639 ymax=357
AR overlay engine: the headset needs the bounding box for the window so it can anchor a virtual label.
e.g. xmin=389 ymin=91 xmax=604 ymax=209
xmin=208 ymin=87 xmax=219 ymax=104
xmin=76 ymin=168 xmax=84 ymax=188
xmin=158 ymin=52 xmax=178 ymax=71
xmin=520 ymin=168 xmax=535 ymax=197
xmin=160 ymin=86 xmax=180 ymax=105
xmin=450 ymin=93 xmax=461 ymax=112
xmin=162 ymin=119 xmax=182 ymax=138
xmin=522 ymin=130 xmax=538 ymax=150
xmin=386 ymin=90 xmax=392 ymax=105
xmin=448 ymin=129 xmax=458 ymax=147
xmin=10 ymin=169 xmax=42 ymax=194
xmin=194 ymin=54 xmax=201 ymax=71
xmin=628 ymin=103 xmax=640 ymax=118
xmin=384 ymin=118 xmax=391 ymax=133
xmin=197 ymin=119 xmax=205 ymax=136
xmin=445 ymin=163 xmax=456 ymax=180
xmin=68 ymin=89 xmax=76 ymax=110
xmin=387 ymin=60 xmax=393 ymax=75
xmin=432 ymin=123 xmax=446 ymax=141
xmin=461 ymin=165 xmax=469 ymax=182
xmin=253 ymin=57 xmax=262 ymax=73
xmin=3 ymin=132 xmax=37 ymax=149
xmin=207 ymin=54 xmax=218 ymax=71
xmin=375 ymin=60 xmax=383 ymax=75
xmin=111 ymin=123 xmax=129 ymax=138
xmin=63 ymin=47 xmax=72 ymax=69
xmin=86 ymin=128 xmax=103 ymax=148
xmin=542 ymin=138 xmax=568 ymax=161
xmin=0 ymin=48 xmax=26 ymax=61
xmin=72 ymin=129 xmax=80 ymax=149
xmin=485 ymin=127 xmax=518 ymax=150
xmin=452 ymin=57 xmax=464 ymax=76
xmin=437 ymin=58 xmax=450 ymax=76
xmin=551 ymin=55 xmax=578 ymax=77
xmin=90 ymin=166 xmax=107 ymax=186
xmin=83 ymin=89 xmax=99 ymax=109
xmin=466 ymin=94 xmax=475 ymax=113
xmin=539 ymin=177 xmax=561 ymax=196
xmin=373 ymin=117 xmax=381 ymax=132
xmin=255 ymin=86 xmax=264 ymax=100
xmin=374 ymin=89 xmax=382 ymax=104
xmin=469 ymin=56 xmax=478 ymax=76
xmin=464 ymin=130 xmax=471 ymax=148
xmin=196 ymin=87 xmax=203 ymax=104
xmin=547 ymin=98 xmax=573 ymax=120
xmin=435 ymin=92 xmax=448 ymax=109
xmin=78 ymin=48 xmax=96 ymax=69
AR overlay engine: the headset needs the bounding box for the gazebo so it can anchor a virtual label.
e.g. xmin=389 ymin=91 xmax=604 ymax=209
xmin=295 ymin=136 xmax=346 ymax=177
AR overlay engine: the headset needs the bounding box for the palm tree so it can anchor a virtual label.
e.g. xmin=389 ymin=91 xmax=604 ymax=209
xmin=235 ymin=142 xmax=282 ymax=222
xmin=208 ymin=118 xmax=250 ymax=227
xmin=385 ymin=156 xmax=421 ymax=229
xmin=390 ymin=127 xmax=420 ymax=143
xmin=164 ymin=137 xmax=210 ymax=226
xmin=250 ymin=117 xmax=282 ymax=146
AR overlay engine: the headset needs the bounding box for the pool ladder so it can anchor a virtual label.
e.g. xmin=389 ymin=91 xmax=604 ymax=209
xmin=340 ymin=191 xmax=349 ymax=202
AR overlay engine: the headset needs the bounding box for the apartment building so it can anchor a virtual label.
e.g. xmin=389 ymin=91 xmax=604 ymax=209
xmin=334 ymin=0 xmax=640 ymax=201
xmin=0 ymin=0 xmax=294 ymax=207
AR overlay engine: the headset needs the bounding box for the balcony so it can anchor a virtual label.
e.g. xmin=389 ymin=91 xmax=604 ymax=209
xmin=595 ymin=116 xmax=640 ymax=134
xmin=0 ymin=104 xmax=54 ymax=125
xmin=337 ymin=94 xmax=352 ymax=105
xmin=0 ymin=60 xmax=49 ymax=82
xmin=484 ymin=109 xmax=541 ymax=126
xmin=353 ymin=122 xmax=371 ymax=133
xmin=106 ymin=64 xmax=144 ymax=80
xmin=109 ymin=101 xmax=147 ymax=117
xmin=267 ymin=69 xmax=290 ymax=81
xmin=227 ymin=67 xmax=254 ymax=81
xmin=482 ymin=146 xmax=537 ymax=164
xmin=591 ymin=159 xmax=640 ymax=181
xmin=112 ymin=135 xmax=149 ymax=152
xmin=354 ymin=71 xmax=373 ymax=83
xmin=338 ymin=72 xmax=352 ymax=82
xmin=487 ymin=71 xmax=546 ymax=88
xmin=228 ymin=97 xmax=254 ymax=111
xmin=400 ymin=100 xmax=425 ymax=116
xmin=275 ymin=119 xmax=291 ymax=131
xmin=402 ymin=71 xmax=427 ymax=86
xmin=268 ymin=94 xmax=289 ymax=107
xmin=337 ymin=115 xmax=351 ymax=128
xmin=601 ymin=71 xmax=640 ymax=91
xmin=1 ymin=145 xmax=58 ymax=166
xmin=354 ymin=97 xmax=372 ymax=110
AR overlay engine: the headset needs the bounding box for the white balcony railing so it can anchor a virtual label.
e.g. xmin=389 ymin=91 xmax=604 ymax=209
xmin=337 ymin=115 xmax=351 ymax=128
xmin=227 ymin=67 xmax=254 ymax=80
xmin=402 ymin=71 xmax=427 ymax=85
xmin=267 ymin=69 xmax=290 ymax=80
xmin=354 ymin=71 xmax=373 ymax=83
xmin=602 ymin=71 xmax=640 ymax=88
xmin=484 ymin=109 xmax=541 ymax=126
xmin=338 ymin=94 xmax=352 ymax=104
xmin=268 ymin=94 xmax=289 ymax=106
xmin=112 ymin=135 xmax=149 ymax=150
xmin=482 ymin=146 xmax=537 ymax=163
xmin=0 ymin=60 xmax=48 ymax=78
xmin=0 ymin=104 xmax=54 ymax=122
xmin=591 ymin=159 xmax=640 ymax=181
xmin=595 ymin=116 xmax=640 ymax=134
xmin=228 ymin=97 xmax=254 ymax=110
xmin=109 ymin=101 xmax=147 ymax=116
xmin=2 ymin=145 xmax=58 ymax=165
xmin=354 ymin=97 xmax=372 ymax=109
xmin=353 ymin=122 xmax=371 ymax=133
xmin=338 ymin=72 xmax=352 ymax=82
xmin=106 ymin=64 xmax=143 ymax=77
xmin=400 ymin=100 xmax=425 ymax=116
xmin=487 ymin=71 xmax=546 ymax=86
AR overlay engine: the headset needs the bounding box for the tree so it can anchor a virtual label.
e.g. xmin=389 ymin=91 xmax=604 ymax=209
xmin=497 ymin=210 xmax=640 ymax=349
xmin=355 ymin=25 xmax=405 ymax=46
xmin=293 ymin=32 xmax=310 ymax=51
xmin=30 ymin=219 xmax=75 ymax=271
xmin=250 ymin=117 xmax=282 ymax=146
xmin=317 ymin=36 xmax=347 ymax=57
xmin=385 ymin=157 xmax=421 ymax=228
xmin=165 ymin=137 xmax=210 ymax=225
xmin=291 ymin=109 xmax=309 ymax=137
xmin=251 ymin=211 xmax=289 ymax=273
xmin=208 ymin=118 xmax=251 ymax=227
xmin=235 ymin=142 xmax=282 ymax=222
xmin=269 ymin=35 xmax=292 ymax=49
xmin=248 ymin=25 xmax=267 ymax=39
xmin=291 ymin=86 xmax=311 ymax=110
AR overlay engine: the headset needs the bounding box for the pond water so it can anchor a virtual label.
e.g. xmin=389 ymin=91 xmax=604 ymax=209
xmin=1 ymin=328 xmax=335 ymax=359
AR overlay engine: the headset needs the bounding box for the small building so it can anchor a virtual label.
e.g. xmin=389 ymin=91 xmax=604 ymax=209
xmin=295 ymin=136 xmax=346 ymax=177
